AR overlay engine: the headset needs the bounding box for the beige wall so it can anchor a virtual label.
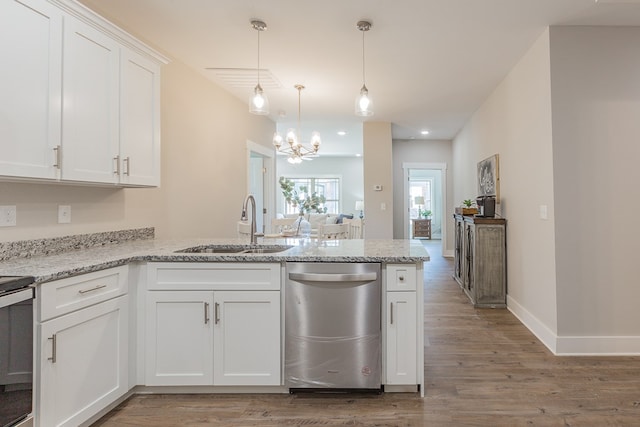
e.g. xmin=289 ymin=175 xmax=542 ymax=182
xmin=453 ymin=29 xmax=559 ymax=346
xmin=0 ymin=59 xmax=274 ymax=242
xmin=363 ymin=122 xmax=393 ymax=238
xmin=550 ymin=26 xmax=640 ymax=347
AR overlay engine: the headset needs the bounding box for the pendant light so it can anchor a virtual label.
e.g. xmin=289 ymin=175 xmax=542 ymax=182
xmin=355 ymin=20 xmax=373 ymax=117
xmin=249 ymin=19 xmax=269 ymax=115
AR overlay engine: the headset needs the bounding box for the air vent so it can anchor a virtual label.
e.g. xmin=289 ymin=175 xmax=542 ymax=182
xmin=595 ymin=0 xmax=640 ymax=4
xmin=204 ymin=68 xmax=282 ymax=89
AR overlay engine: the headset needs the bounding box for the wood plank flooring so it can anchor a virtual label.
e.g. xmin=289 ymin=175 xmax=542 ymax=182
xmin=92 ymin=240 xmax=640 ymax=426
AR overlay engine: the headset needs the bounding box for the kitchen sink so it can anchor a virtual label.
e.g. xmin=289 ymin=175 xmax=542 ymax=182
xmin=175 ymin=245 xmax=293 ymax=254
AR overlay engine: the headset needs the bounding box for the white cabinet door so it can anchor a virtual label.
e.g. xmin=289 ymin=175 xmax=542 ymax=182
xmin=0 ymin=0 xmax=62 ymax=179
xmin=145 ymin=291 xmax=214 ymax=386
xmin=213 ymin=291 xmax=281 ymax=386
xmin=385 ymin=292 xmax=417 ymax=385
xmin=61 ymin=16 xmax=120 ymax=184
xmin=119 ymin=48 xmax=161 ymax=187
xmin=38 ymin=295 xmax=129 ymax=427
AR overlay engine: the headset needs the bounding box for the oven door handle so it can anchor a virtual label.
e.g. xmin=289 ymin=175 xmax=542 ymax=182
xmin=0 ymin=287 xmax=34 ymax=309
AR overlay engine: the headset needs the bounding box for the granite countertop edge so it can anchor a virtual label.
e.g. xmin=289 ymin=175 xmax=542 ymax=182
xmin=0 ymin=237 xmax=430 ymax=284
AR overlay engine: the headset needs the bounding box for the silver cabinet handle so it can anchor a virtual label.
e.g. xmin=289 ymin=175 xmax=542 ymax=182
xmin=78 ymin=284 xmax=107 ymax=294
xmin=113 ymin=155 xmax=120 ymax=175
xmin=214 ymin=302 xmax=220 ymax=324
xmin=204 ymin=302 xmax=210 ymax=324
xmin=288 ymin=272 xmax=377 ymax=282
xmin=53 ymin=145 xmax=61 ymax=169
xmin=48 ymin=334 xmax=57 ymax=363
xmin=390 ymin=302 xmax=394 ymax=325
xmin=123 ymin=156 xmax=130 ymax=176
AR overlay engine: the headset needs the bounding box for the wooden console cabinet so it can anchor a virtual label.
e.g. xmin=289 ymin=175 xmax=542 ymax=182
xmin=453 ymin=214 xmax=506 ymax=308
xmin=411 ymin=219 xmax=431 ymax=239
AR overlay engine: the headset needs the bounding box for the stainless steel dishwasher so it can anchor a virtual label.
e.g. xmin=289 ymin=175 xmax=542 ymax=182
xmin=285 ymin=262 xmax=381 ymax=392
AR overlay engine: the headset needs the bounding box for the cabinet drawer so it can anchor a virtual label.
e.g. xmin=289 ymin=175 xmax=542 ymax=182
xmin=39 ymin=266 xmax=128 ymax=321
xmin=147 ymin=262 xmax=281 ymax=291
xmin=386 ymin=264 xmax=417 ymax=291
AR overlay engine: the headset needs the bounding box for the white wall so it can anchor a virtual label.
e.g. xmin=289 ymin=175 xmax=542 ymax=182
xmin=392 ymin=139 xmax=454 ymax=251
xmin=275 ymin=156 xmax=364 ymax=218
xmin=0 ymin=58 xmax=275 ymax=242
xmin=550 ymin=26 xmax=640 ymax=352
xmin=453 ymin=29 xmax=559 ymax=347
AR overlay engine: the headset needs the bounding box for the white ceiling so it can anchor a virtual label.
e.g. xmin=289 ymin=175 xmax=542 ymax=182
xmin=79 ymin=0 xmax=640 ymax=156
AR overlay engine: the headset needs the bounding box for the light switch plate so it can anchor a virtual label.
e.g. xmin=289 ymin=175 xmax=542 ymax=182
xmin=58 ymin=205 xmax=71 ymax=224
xmin=0 ymin=206 xmax=17 ymax=227
xmin=539 ymin=204 xmax=548 ymax=220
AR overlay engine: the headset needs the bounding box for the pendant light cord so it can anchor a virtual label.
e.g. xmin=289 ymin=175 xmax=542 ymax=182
xmin=362 ymin=29 xmax=366 ymax=85
xmin=257 ymin=28 xmax=261 ymax=85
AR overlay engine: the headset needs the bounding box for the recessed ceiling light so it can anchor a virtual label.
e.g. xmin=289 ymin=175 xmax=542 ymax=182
xmin=337 ymin=131 xmax=347 ymax=136
xmin=355 ymin=153 xmax=362 ymax=157
xmin=421 ymin=130 xmax=430 ymax=135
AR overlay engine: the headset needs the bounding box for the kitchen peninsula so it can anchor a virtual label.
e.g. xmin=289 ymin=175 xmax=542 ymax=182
xmin=0 ymin=229 xmax=428 ymax=427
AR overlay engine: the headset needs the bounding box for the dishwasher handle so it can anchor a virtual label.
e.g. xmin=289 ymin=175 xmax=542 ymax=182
xmin=289 ymin=272 xmax=377 ymax=282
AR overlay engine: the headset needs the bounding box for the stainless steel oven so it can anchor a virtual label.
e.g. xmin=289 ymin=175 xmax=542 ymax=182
xmin=0 ymin=276 xmax=35 ymax=427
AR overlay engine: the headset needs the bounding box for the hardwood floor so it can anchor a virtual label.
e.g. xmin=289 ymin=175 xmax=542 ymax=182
xmin=92 ymin=240 xmax=640 ymax=426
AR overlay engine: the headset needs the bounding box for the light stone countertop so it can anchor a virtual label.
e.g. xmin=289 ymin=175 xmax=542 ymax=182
xmin=0 ymin=237 xmax=430 ymax=284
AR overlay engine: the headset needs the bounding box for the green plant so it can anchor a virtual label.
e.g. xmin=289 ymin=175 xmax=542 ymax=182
xmin=462 ymin=199 xmax=476 ymax=208
xmin=279 ymin=177 xmax=327 ymax=215
xmin=418 ymin=208 xmax=432 ymax=218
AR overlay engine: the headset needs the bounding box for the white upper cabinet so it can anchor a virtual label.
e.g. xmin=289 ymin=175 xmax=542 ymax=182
xmin=0 ymin=0 xmax=167 ymax=186
xmin=61 ymin=17 xmax=120 ymax=184
xmin=0 ymin=0 xmax=62 ymax=179
xmin=120 ymin=50 xmax=161 ymax=186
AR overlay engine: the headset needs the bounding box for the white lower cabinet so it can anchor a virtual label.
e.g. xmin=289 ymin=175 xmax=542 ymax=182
xmin=384 ymin=264 xmax=419 ymax=387
xmin=144 ymin=263 xmax=281 ymax=387
xmin=145 ymin=291 xmax=214 ymax=385
xmin=213 ymin=291 xmax=281 ymax=386
xmin=385 ymin=292 xmax=417 ymax=384
xmin=36 ymin=266 xmax=129 ymax=427
xmin=38 ymin=295 xmax=129 ymax=427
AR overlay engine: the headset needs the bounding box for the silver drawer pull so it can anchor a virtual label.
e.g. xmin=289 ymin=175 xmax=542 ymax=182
xmin=78 ymin=284 xmax=107 ymax=294
xmin=214 ymin=302 xmax=220 ymax=324
xmin=390 ymin=302 xmax=394 ymax=325
xmin=48 ymin=334 xmax=57 ymax=363
xmin=204 ymin=302 xmax=210 ymax=324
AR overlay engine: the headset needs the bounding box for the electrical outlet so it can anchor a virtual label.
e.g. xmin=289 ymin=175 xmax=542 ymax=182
xmin=58 ymin=205 xmax=71 ymax=224
xmin=0 ymin=206 xmax=17 ymax=227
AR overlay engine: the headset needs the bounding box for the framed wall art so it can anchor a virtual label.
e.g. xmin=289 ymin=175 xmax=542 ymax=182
xmin=477 ymin=154 xmax=499 ymax=202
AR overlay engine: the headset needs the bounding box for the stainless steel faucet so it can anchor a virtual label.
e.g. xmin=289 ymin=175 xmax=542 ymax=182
xmin=241 ymin=194 xmax=263 ymax=245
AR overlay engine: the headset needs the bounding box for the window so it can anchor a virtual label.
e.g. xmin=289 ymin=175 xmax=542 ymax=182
xmin=281 ymin=177 xmax=340 ymax=215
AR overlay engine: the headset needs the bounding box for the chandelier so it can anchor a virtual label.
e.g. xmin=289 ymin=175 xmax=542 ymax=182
xmin=272 ymin=85 xmax=321 ymax=164
xmin=248 ymin=19 xmax=269 ymax=115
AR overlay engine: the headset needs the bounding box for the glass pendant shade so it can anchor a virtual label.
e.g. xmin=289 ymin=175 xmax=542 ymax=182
xmin=355 ymin=84 xmax=373 ymax=116
xmin=249 ymin=84 xmax=269 ymax=115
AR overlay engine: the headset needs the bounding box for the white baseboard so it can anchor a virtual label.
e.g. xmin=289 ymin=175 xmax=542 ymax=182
xmin=556 ymin=335 xmax=640 ymax=355
xmin=506 ymin=295 xmax=557 ymax=354
xmin=442 ymin=249 xmax=454 ymax=258
xmin=507 ymin=295 xmax=640 ymax=355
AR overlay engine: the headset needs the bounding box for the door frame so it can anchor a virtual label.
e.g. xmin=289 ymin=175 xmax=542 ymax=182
xmin=402 ymin=162 xmax=448 ymax=254
xmin=246 ymin=140 xmax=275 ymax=233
